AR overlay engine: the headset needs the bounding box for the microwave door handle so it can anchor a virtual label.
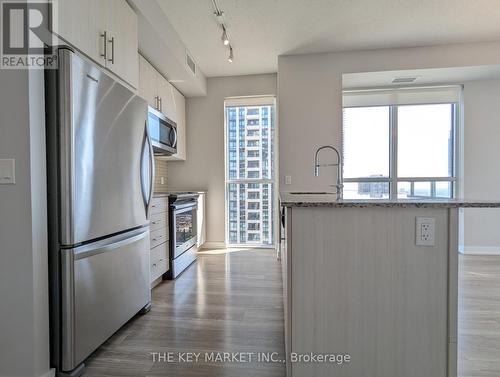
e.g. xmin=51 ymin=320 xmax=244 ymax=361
xmin=171 ymin=126 xmax=178 ymax=149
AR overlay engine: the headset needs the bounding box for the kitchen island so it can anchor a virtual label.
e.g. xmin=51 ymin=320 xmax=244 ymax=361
xmin=279 ymin=193 xmax=500 ymax=377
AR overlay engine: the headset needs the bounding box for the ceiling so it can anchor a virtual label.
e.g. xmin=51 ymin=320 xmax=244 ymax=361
xmin=158 ymin=0 xmax=500 ymax=78
xmin=343 ymin=65 xmax=500 ymax=89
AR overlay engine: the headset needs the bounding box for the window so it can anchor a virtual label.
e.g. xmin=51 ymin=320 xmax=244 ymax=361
xmin=248 ymin=202 xmax=260 ymax=210
xmin=225 ymin=99 xmax=276 ymax=246
xmin=342 ymin=88 xmax=459 ymax=200
xmin=247 ymin=130 xmax=260 ymax=137
xmin=248 ymin=223 xmax=260 ymax=231
xmin=247 ymin=171 xmax=260 ymax=179
xmin=248 ymin=191 xmax=260 ymax=199
xmin=248 ymin=212 xmax=260 ymax=220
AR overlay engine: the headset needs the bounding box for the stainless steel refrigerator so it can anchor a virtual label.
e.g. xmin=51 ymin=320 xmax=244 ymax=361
xmin=45 ymin=47 xmax=154 ymax=376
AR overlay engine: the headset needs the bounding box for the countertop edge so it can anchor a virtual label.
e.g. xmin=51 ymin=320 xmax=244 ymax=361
xmin=280 ymin=201 xmax=500 ymax=208
xmin=154 ymin=190 xmax=208 ymax=198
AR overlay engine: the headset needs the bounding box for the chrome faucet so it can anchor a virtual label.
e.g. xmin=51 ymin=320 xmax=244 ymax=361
xmin=314 ymin=145 xmax=343 ymax=200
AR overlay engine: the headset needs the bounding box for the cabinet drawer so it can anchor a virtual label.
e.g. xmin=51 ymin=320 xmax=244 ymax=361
xmin=150 ymin=212 xmax=168 ymax=232
xmin=150 ymin=242 xmax=169 ymax=282
xmin=150 ymin=197 xmax=168 ymax=214
xmin=150 ymin=227 xmax=168 ymax=249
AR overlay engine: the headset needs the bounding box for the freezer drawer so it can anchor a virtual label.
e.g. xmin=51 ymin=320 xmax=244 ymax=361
xmin=60 ymin=227 xmax=151 ymax=371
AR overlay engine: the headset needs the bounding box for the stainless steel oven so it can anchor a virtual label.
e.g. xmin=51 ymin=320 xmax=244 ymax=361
xmin=168 ymin=193 xmax=199 ymax=278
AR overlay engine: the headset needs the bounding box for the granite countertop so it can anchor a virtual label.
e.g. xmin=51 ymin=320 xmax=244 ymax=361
xmin=154 ymin=190 xmax=207 ymax=198
xmin=280 ymin=192 xmax=500 ymax=208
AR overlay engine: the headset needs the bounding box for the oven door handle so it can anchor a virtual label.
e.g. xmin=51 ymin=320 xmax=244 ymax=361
xmin=171 ymin=203 xmax=198 ymax=212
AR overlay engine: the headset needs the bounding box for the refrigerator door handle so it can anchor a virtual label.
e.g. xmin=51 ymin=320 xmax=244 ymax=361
xmin=73 ymin=227 xmax=149 ymax=260
xmin=146 ymin=121 xmax=155 ymax=217
xmin=140 ymin=121 xmax=155 ymax=218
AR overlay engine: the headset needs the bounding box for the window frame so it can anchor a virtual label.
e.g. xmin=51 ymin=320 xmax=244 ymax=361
xmin=223 ymin=96 xmax=277 ymax=248
xmin=342 ymin=102 xmax=460 ymax=200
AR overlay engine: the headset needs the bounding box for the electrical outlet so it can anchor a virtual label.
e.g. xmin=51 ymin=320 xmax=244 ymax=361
xmin=416 ymin=217 xmax=435 ymax=246
xmin=285 ymin=176 xmax=292 ymax=185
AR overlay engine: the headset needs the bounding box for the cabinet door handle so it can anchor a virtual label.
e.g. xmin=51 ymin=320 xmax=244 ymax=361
xmin=159 ymin=97 xmax=162 ymax=112
xmin=100 ymin=31 xmax=107 ymax=60
xmin=108 ymin=36 xmax=115 ymax=64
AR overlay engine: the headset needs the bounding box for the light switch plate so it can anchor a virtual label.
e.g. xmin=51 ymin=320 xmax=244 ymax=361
xmin=285 ymin=176 xmax=292 ymax=185
xmin=0 ymin=159 xmax=15 ymax=184
xmin=416 ymin=217 xmax=435 ymax=246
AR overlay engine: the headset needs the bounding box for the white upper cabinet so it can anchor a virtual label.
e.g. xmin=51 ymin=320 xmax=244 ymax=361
xmin=165 ymin=87 xmax=186 ymax=161
xmin=138 ymin=55 xmax=186 ymax=161
xmin=158 ymin=75 xmax=176 ymax=122
xmin=105 ymin=0 xmax=139 ymax=89
xmin=139 ymin=55 xmax=159 ymax=109
xmin=51 ymin=0 xmax=138 ymax=89
xmin=52 ymin=0 xmax=106 ymax=65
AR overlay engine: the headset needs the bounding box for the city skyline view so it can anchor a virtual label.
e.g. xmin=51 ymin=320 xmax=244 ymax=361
xmin=226 ymin=104 xmax=275 ymax=245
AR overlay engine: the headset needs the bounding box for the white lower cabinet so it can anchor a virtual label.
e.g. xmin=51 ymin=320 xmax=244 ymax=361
xmin=150 ymin=242 xmax=169 ymax=283
xmin=150 ymin=197 xmax=170 ymax=286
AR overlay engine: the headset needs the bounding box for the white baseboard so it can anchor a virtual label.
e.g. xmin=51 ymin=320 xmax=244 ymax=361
xmin=462 ymin=246 xmax=500 ymax=255
xmin=39 ymin=368 xmax=56 ymax=377
xmin=200 ymin=241 xmax=226 ymax=250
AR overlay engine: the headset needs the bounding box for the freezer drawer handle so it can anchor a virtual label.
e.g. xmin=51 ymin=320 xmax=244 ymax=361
xmin=74 ymin=228 xmax=149 ymax=260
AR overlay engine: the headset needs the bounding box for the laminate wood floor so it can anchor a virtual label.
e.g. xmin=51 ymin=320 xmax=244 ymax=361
xmin=81 ymin=251 xmax=500 ymax=377
xmin=82 ymin=248 xmax=286 ymax=377
xmin=458 ymin=254 xmax=500 ymax=377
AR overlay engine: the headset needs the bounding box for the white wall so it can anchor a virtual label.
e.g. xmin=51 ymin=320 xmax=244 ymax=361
xmin=278 ymin=41 xmax=500 ymax=192
xmin=167 ymin=74 xmax=277 ymax=245
xmin=463 ymin=79 xmax=500 ymax=252
xmin=0 ymin=68 xmax=52 ymax=377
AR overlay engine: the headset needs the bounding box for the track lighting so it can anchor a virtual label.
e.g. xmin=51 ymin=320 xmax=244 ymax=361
xmin=221 ymin=26 xmax=229 ymax=46
xmin=212 ymin=0 xmax=234 ymax=63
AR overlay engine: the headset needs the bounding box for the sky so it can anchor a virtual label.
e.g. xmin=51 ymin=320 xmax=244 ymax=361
xmin=343 ymin=104 xmax=453 ymax=179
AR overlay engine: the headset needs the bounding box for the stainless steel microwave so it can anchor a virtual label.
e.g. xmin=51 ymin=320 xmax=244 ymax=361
xmin=148 ymin=106 xmax=177 ymax=155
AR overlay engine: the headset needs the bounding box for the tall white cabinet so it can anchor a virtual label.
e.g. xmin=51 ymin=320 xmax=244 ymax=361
xmin=51 ymin=0 xmax=139 ymax=89
xmin=138 ymin=55 xmax=187 ymax=161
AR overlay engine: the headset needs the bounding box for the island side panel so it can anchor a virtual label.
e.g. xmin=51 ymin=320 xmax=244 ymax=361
xmin=448 ymin=208 xmax=459 ymax=377
xmin=290 ymin=206 xmax=449 ymax=377
xmin=281 ymin=206 xmax=293 ymax=376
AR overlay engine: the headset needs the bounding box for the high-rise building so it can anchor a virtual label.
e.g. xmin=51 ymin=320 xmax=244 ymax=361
xmin=226 ymin=105 xmax=274 ymax=245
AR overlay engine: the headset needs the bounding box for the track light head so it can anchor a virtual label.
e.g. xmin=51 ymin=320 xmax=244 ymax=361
xmin=214 ymin=11 xmax=225 ymax=25
xmin=221 ymin=27 xmax=229 ymax=46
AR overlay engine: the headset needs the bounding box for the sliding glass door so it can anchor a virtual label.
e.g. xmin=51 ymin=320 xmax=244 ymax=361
xmin=224 ymin=97 xmax=276 ymax=247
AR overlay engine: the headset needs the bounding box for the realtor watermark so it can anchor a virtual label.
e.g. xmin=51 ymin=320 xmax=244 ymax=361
xmin=1 ymin=1 xmax=58 ymax=69
xmin=150 ymin=351 xmax=351 ymax=365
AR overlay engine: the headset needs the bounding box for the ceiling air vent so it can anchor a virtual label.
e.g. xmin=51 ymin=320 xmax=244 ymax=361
xmin=392 ymin=76 xmax=418 ymax=84
xmin=186 ymin=51 xmax=196 ymax=75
